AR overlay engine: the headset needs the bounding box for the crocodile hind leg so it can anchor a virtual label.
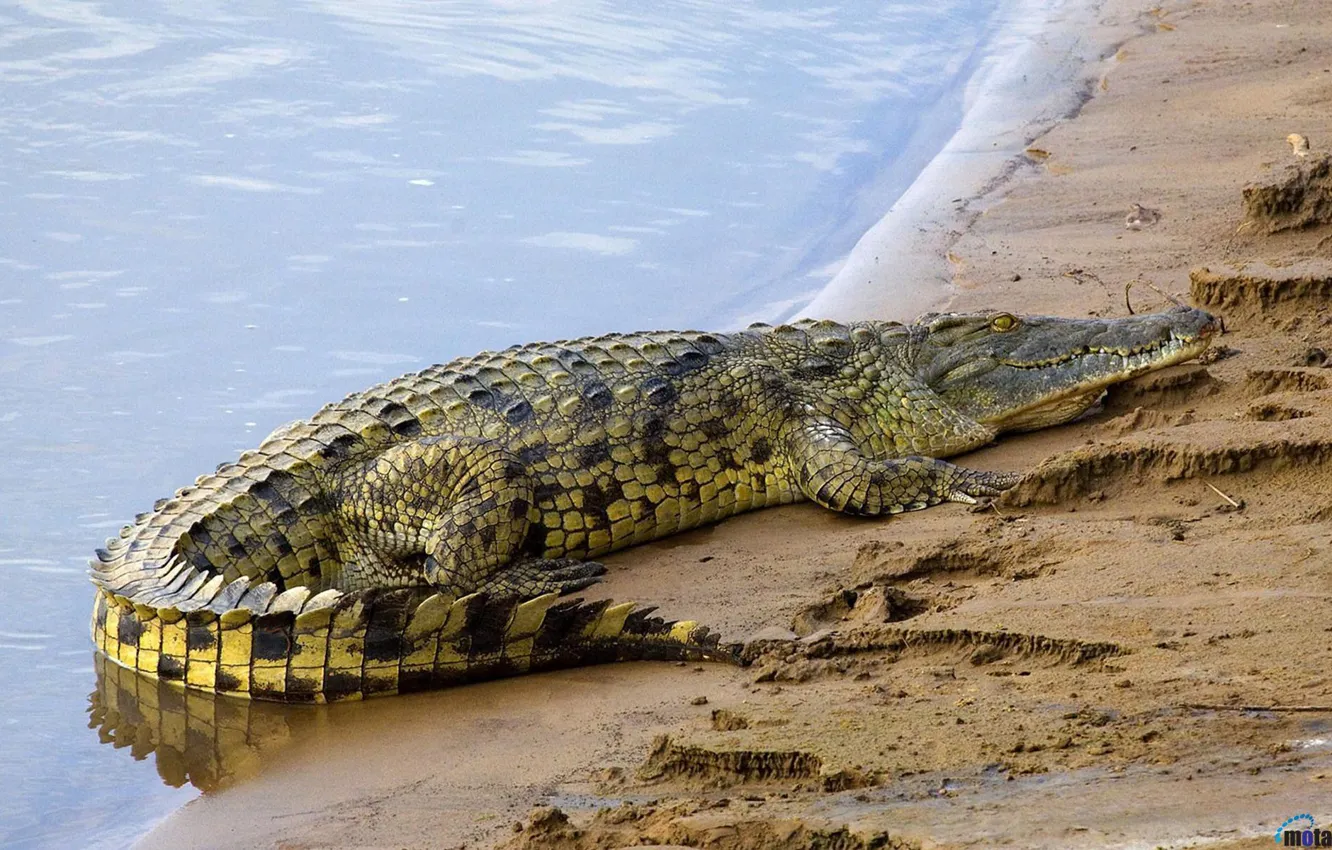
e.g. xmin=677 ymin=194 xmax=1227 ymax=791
xmin=333 ymin=434 xmax=605 ymax=598
xmin=786 ymin=421 xmax=1020 ymax=516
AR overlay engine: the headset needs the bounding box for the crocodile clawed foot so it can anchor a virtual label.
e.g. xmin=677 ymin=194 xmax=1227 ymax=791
xmin=944 ymin=467 xmax=1023 ymax=505
xmin=533 ymin=558 xmax=608 ymax=595
xmin=967 ymin=498 xmax=1004 ymax=515
xmin=479 ymin=558 xmax=608 ymax=599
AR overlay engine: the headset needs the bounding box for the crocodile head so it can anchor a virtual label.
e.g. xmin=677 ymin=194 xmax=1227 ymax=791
xmin=914 ymin=305 xmax=1218 ymax=433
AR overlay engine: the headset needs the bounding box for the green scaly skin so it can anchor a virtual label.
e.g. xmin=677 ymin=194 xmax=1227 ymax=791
xmin=89 ymin=307 xmax=1217 ymax=702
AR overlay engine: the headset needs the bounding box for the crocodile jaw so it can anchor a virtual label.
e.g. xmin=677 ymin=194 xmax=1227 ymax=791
xmin=922 ymin=306 xmax=1219 ymax=434
xmin=983 ymin=325 xmax=1214 ymax=431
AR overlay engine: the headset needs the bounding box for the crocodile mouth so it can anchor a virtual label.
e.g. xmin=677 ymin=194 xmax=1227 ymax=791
xmin=999 ymin=328 xmax=1211 ymax=373
xmin=978 ymin=323 xmax=1216 ymax=432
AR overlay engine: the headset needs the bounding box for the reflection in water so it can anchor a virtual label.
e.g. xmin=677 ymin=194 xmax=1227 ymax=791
xmin=87 ymin=654 xmax=302 ymax=793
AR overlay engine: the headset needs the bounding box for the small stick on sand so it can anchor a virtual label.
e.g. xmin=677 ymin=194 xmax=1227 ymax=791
xmin=1182 ymin=703 xmax=1332 ymax=713
xmin=1141 ymin=278 xmax=1186 ymax=307
xmin=1123 ymin=279 xmax=1185 ymax=315
xmin=1204 ymin=481 xmax=1241 ymax=508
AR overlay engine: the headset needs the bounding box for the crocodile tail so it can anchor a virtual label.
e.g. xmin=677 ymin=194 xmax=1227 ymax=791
xmin=91 ymin=585 xmax=738 ymax=703
xmin=88 ymin=422 xmax=344 ymax=608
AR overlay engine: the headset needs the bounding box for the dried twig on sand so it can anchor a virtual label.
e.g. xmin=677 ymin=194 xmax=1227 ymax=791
xmin=1182 ymin=702 xmax=1332 ymax=713
xmin=1204 ymin=481 xmax=1241 ymax=508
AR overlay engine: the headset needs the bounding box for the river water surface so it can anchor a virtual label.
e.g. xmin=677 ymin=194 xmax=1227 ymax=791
xmin=1 ymin=1 xmax=1007 ymax=846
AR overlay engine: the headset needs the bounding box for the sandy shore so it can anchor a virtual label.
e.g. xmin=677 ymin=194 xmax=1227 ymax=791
xmin=799 ymin=0 xmax=1121 ymax=324
xmin=129 ymin=1 xmax=1332 ymax=847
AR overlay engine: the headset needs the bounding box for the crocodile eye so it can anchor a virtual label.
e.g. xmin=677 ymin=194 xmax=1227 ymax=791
xmin=990 ymin=313 xmax=1018 ymax=332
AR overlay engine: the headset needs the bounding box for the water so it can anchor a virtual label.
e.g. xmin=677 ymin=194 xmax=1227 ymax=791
xmin=0 ymin=1 xmax=1007 ymax=846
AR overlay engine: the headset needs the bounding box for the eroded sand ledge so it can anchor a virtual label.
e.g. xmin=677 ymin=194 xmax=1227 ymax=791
xmin=135 ymin=2 xmax=1332 ymax=848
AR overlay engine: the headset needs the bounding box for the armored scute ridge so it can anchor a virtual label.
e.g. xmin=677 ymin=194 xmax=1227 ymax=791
xmin=90 ymin=309 xmax=1217 ymax=701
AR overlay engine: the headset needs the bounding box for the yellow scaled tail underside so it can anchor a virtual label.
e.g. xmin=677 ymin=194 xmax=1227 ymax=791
xmin=91 ymin=586 xmax=734 ymax=703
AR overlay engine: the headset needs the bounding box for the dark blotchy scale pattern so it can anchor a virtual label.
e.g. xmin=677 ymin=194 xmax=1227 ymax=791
xmin=88 ymin=311 xmax=1215 ymax=701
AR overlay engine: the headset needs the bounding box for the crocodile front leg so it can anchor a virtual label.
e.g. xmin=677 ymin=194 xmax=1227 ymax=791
xmin=784 ymin=421 xmax=1019 ymax=516
xmin=333 ymin=435 xmax=605 ymax=598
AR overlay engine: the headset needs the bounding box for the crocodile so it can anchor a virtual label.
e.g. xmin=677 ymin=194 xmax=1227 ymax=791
xmin=90 ymin=306 xmax=1217 ymax=703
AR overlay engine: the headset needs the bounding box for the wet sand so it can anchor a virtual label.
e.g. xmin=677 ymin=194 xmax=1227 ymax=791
xmin=135 ymin=0 xmax=1332 ymax=847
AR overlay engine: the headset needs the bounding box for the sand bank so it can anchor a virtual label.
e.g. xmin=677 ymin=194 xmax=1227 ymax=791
xmin=800 ymin=0 xmax=1121 ymax=323
xmin=135 ymin=1 xmax=1332 ymax=847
